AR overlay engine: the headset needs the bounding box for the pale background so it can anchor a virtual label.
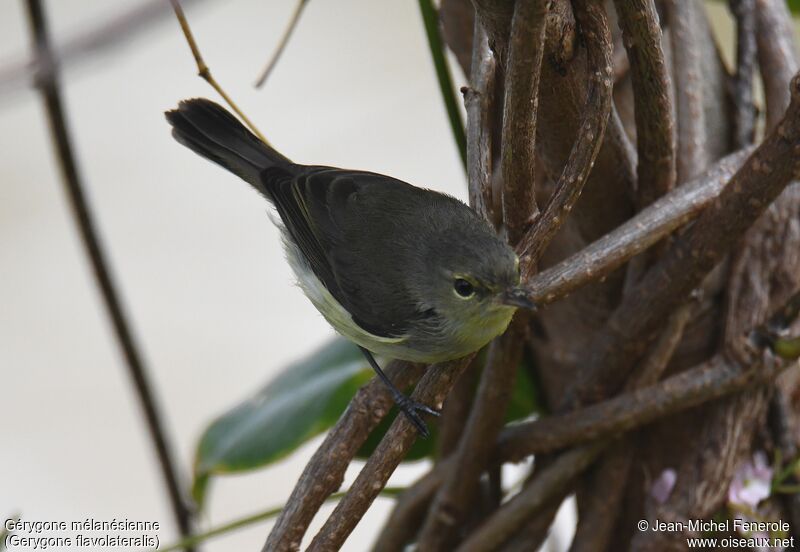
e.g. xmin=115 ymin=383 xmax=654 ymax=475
xmin=0 ymin=1 xmax=739 ymax=551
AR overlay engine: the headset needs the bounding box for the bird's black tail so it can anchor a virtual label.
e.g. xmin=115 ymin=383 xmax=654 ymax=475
xmin=165 ymin=98 xmax=291 ymax=190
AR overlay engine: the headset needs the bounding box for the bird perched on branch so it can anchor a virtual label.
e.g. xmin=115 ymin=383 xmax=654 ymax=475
xmin=166 ymin=98 xmax=534 ymax=436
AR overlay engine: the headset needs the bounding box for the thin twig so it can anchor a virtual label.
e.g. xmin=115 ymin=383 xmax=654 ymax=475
xmin=253 ymin=0 xmax=308 ymax=88
xmin=666 ymin=0 xmax=709 ymax=182
xmin=496 ymin=352 xmax=791 ymax=461
xmin=261 ymin=361 xmax=424 ymax=552
xmin=518 ymin=149 xmax=751 ymax=306
xmin=500 ymin=0 xmax=548 ymax=244
xmin=566 ymin=73 xmax=800 ymax=407
xmin=23 ymin=0 xmax=194 ymax=546
xmin=417 ymin=319 xmax=526 ymax=550
xmin=306 ymin=356 xmax=474 ymax=551
xmin=372 ymin=470 xmax=442 ymax=552
xmin=464 ymin=20 xmax=498 ymax=226
xmin=516 ymin=0 xmax=613 ymax=275
xmin=159 ymin=487 xmax=403 ymax=552
xmin=419 ymin=0 xmax=468 ymax=172
xmin=456 ymin=442 xmax=607 ymax=552
xmin=0 ymin=0 xmax=203 ymax=96
xmin=567 ymin=301 xmax=693 ymax=552
xmin=613 ymin=0 xmax=675 ymax=207
xmin=170 ymin=0 xmax=270 ymax=145
xmin=755 ymin=0 xmax=800 ymax=131
xmin=730 ymin=0 xmax=758 ymax=148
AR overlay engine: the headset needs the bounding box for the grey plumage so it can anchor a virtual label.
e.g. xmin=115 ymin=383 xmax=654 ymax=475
xmin=166 ymin=99 xmax=520 ymax=363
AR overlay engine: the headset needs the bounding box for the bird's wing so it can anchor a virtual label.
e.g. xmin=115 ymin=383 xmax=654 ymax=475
xmin=260 ymin=166 xmax=431 ymax=338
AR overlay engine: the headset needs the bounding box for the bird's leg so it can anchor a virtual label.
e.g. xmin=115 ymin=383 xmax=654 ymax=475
xmin=358 ymin=346 xmax=439 ymax=438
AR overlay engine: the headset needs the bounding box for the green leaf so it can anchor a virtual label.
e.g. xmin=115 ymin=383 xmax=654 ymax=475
xmin=192 ymin=338 xmax=372 ymax=507
xmin=506 ymin=355 xmax=543 ymax=423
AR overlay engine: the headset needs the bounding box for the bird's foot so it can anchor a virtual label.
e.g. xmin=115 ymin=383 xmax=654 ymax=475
xmin=394 ymin=394 xmax=440 ymax=438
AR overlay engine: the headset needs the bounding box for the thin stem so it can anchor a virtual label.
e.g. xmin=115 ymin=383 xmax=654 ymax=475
xmin=23 ymin=0 xmax=193 ymax=546
xmin=500 ymin=0 xmax=548 ymax=244
xmin=170 ymin=0 xmax=270 ymax=145
xmin=517 ymin=0 xmax=613 ymax=274
xmin=667 ymin=0 xmax=710 ymax=181
xmin=418 ymin=0 xmax=468 ymax=172
xmin=262 ymin=361 xmax=424 ymax=552
xmin=306 ymin=356 xmax=475 ymax=551
xmin=456 ymin=442 xmax=607 ymax=552
xmin=613 ymin=0 xmax=676 ymax=207
xmin=518 ymin=149 xmax=751 ymax=306
xmin=730 ymin=0 xmax=758 ymax=148
xmin=417 ymin=319 xmax=526 ymax=550
xmin=0 ymin=0 xmax=199 ymax=96
xmin=160 ymin=487 xmax=403 ymax=552
xmin=464 ymin=20 xmax=498 ymax=225
xmin=253 ymin=0 xmax=308 ymax=88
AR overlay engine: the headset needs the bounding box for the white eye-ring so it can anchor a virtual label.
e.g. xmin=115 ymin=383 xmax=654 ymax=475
xmin=453 ymin=278 xmax=476 ymax=298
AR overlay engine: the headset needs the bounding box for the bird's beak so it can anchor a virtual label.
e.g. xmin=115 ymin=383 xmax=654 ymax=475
xmin=499 ymin=287 xmax=537 ymax=310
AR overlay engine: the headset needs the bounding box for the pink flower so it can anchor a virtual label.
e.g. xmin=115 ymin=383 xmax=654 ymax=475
xmin=651 ymin=468 xmax=677 ymax=504
xmin=728 ymin=451 xmax=773 ymax=508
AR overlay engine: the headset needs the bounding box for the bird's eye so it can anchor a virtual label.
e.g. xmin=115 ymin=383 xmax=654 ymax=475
xmin=453 ymin=278 xmax=475 ymax=298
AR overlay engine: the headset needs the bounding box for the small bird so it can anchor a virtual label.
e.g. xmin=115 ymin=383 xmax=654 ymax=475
xmin=166 ymin=99 xmax=534 ymax=436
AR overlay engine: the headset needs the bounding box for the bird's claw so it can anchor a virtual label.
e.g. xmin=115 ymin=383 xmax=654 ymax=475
xmin=395 ymin=395 xmax=440 ymax=438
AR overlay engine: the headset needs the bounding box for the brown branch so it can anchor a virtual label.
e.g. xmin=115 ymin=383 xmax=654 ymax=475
xmin=417 ymin=319 xmax=526 ymax=550
xmin=518 ymin=148 xmax=751 ymax=306
xmin=253 ymin=0 xmax=308 ymax=88
xmin=730 ymin=0 xmax=758 ymax=148
xmin=456 ymin=442 xmax=606 ymax=552
xmin=496 ymin=352 xmax=788 ymax=461
xmin=755 ymin=0 xmax=800 ymax=131
xmin=1 ymin=0 xmax=205 ymax=95
xmin=516 ymin=0 xmax=613 ymax=275
xmin=666 ymin=0 xmax=709 ymax=182
xmin=569 ymin=444 xmax=633 ymax=552
xmin=464 ymin=20 xmax=499 ymax=226
xmin=372 ymin=469 xmax=442 ymax=552
xmin=170 ymin=0 xmax=270 ymax=145
xmin=305 ymin=356 xmax=473 ymax=551
xmin=613 ymin=0 xmax=675 ymax=207
xmin=471 ymin=0 xmax=514 ymax=65
xmin=566 ymin=72 xmax=800 ymax=407
xmin=261 ymin=361 xmax=424 ymax=552
xmin=567 ymin=302 xmax=692 ymax=551
xmin=23 ymin=0 xmax=195 ymax=546
xmin=500 ymin=0 xmax=548 ymax=245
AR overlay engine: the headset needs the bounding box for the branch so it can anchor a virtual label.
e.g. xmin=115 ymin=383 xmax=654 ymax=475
xmin=372 ymin=469 xmax=442 ymax=551
xmin=253 ymin=0 xmax=308 ymax=88
xmin=730 ymin=0 xmax=758 ymax=148
xmin=23 ymin=1 xmax=195 ymax=547
xmin=0 ymin=0 xmax=204 ymax=95
xmin=500 ymin=0 xmax=548 ymax=244
xmin=613 ymin=0 xmax=675 ymax=207
xmin=261 ymin=361 xmax=424 ymax=552
xmin=496 ymin=352 xmax=789 ymax=461
xmin=306 ymin=357 xmax=474 ymax=551
xmin=518 ymin=149 xmax=751 ymax=306
xmin=755 ymin=0 xmax=800 ymax=131
xmin=516 ymin=0 xmax=613 ymax=274
xmin=417 ymin=319 xmax=526 ymax=550
xmin=170 ymin=0 xmax=270 ymax=145
xmin=567 ymin=302 xmax=693 ymax=551
xmin=567 ymin=72 xmax=800 ymax=406
xmin=666 ymin=0 xmax=709 ymax=181
xmin=455 ymin=442 xmax=607 ymax=552
xmin=464 ymin=21 xmax=498 ymax=226
xmin=419 ymin=0 xmax=468 ymax=172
